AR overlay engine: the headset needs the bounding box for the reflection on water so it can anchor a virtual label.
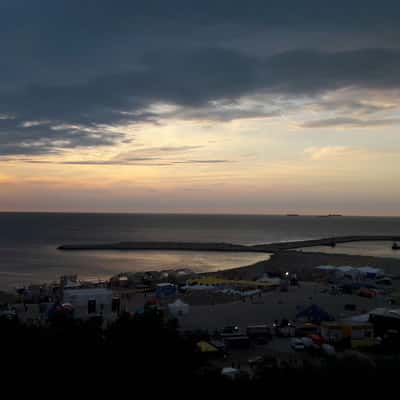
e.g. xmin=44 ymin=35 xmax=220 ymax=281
xmin=2 ymin=213 xmax=399 ymax=290
xmin=0 ymin=248 xmax=270 ymax=290
xmin=299 ymin=241 xmax=400 ymax=259
xmin=62 ymin=250 xmax=270 ymax=278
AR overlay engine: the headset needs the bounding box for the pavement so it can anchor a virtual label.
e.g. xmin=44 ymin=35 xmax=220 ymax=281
xmin=176 ymin=282 xmax=391 ymax=332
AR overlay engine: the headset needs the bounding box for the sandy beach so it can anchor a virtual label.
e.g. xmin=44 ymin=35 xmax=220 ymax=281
xmin=209 ymin=250 xmax=400 ymax=281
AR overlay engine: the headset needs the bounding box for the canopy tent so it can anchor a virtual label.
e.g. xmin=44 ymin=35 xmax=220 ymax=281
xmin=336 ymin=266 xmax=357 ymax=273
xmin=316 ymin=265 xmax=384 ymax=274
xmin=168 ymin=299 xmax=189 ymax=317
xmin=343 ymin=313 xmax=370 ymax=323
xmin=197 ymin=341 xmax=219 ymax=353
xmin=316 ymin=265 xmax=337 ymax=271
xmin=370 ymin=307 xmax=400 ymax=319
xmin=221 ymin=367 xmax=240 ymax=380
xmin=358 ymin=267 xmax=384 ymax=278
xmin=181 ymin=284 xmax=215 ymax=291
xmin=47 ymin=302 xmax=74 ymax=320
xmin=296 ymin=304 xmax=334 ymax=323
xmin=155 ymin=283 xmax=177 ymax=298
xmin=257 ymin=274 xmax=281 ymax=284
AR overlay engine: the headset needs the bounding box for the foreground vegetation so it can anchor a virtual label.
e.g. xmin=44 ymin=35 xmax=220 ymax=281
xmin=1 ymin=310 xmax=399 ymax=387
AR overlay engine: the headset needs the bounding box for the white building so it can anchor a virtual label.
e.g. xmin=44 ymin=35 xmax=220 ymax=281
xmin=63 ymin=287 xmax=114 ymax=317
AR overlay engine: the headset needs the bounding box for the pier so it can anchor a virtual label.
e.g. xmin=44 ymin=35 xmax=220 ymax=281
xmin=58 ymin=235 xmax=400 ymax=253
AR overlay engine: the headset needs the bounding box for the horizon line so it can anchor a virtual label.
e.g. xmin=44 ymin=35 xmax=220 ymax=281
xmin=0 ymin=210 xmax=399 ymax=218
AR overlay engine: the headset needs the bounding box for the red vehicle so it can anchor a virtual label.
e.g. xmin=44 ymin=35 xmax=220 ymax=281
xmin=309 ymin=334 xmax=324 ymax=346
xmin=358 ymin=288 xmax=376 ymax=298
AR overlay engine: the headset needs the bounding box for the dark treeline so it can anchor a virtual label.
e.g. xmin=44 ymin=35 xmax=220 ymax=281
xmin=0 ymin=311 xmax=399 ymax=389
xmin=1 ymin=310 xmax=202 ymax=380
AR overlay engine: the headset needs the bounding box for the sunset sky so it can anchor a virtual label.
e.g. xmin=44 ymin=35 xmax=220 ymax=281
xmin=1 ymin=1 xmax=400 ymax=215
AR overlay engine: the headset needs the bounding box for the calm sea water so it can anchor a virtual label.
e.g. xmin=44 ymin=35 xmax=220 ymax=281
xmin=0 ymin=213 xmax=399 ymax=289
xmin=300 ymin=241 xmax=400 ymax=259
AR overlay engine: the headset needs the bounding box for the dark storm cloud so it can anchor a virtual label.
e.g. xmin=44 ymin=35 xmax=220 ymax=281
xmin=1 ymin=1 xmax=400 ymax=155
xmin=0 ymin=118 xmax=125 ymax=155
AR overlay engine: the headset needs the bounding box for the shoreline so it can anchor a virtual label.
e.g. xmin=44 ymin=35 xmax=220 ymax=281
xmin=3 ymin=237 xmax=400 ymax=295
xmin=208 ymin=250 xmax=400 ymax=282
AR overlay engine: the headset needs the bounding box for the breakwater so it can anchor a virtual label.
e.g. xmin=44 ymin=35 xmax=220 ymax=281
xmin=58 ymin=235 xmax=400 ymax=253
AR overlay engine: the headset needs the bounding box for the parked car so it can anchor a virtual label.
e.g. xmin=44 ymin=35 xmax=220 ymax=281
xmin=376 ymin=277 xmax=392 ymax=286
xmin=309 ymin=334 xmax=325 ymax=346
xmin=224 ymin=335 xmax=251 ymax=349
xmin=220 ymin=325 xmax=242 ymax=338
xmin=295 ymin=323 xmax=319 ymax=337
xmin=291 ymin=338 xmax=305 ymax=351
xmin=0 ymin=310 xmax=17 ymax=320
xmin=246 ymin=324 xmax=272 ymax=343
xmin=321 ymin=343 xmax=336 ymax=356
xmin=221 ymin=325 xmax=240 ymax=334
xmin=248 ymin=356 xmax=264 ymax=368
xmin=301 ymin=337 xmax=320 ymax=350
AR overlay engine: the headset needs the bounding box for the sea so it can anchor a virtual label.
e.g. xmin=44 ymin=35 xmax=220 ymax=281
xmin=0 ymin=213 xmax=399 ymax=290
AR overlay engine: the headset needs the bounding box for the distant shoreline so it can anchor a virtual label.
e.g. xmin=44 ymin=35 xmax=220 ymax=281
xmin=58 ymin=235 xmax=400 ymax=253
xmin=2 ymin=211 xmax=400 ymax=218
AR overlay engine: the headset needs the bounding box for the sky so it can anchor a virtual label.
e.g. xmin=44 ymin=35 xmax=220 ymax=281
xmin=1 ymin=0 xmax=400 ymax=215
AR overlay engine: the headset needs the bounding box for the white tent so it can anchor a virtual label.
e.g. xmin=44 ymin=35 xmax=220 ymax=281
xmin=168 ymin=299 xmax=189 ymax=317
xmin=257 ymin=274 xmax=281 ymax=284
xmin=221 ymin=367 xmax=240 ymax=380
xmin=343 ymin=313 xmax=370 ymax=323
xmin=181 ymin=284 xmax=213 ymax=291
xmin=316 ymin=265 xmax=336 ymax=271
xmin=336 ymin=266 xmax=356 ymax=273
xmin=370 ymin=307 xmax=400 ymax=319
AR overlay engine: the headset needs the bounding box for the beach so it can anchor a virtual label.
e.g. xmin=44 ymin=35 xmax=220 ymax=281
xmin=210 ymin=250 xmax=400 ymax=281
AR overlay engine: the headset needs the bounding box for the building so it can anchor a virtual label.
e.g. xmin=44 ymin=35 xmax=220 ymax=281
xmin=63 ymin=287 xmax=114 ymax=317
xmin=369 ymin=308 xmax=400 ymax=336
xmin=321 ymin=321 xmax=374 ymax=348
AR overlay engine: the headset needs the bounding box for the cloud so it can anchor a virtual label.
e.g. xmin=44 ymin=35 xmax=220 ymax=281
xmin=172 ymin=160 xmax=231 ymax=164
xmin=172 ymin=102 xmax=281 ymax=122
xmin=2 ymin=1 xmax=400 ymax=155
xmin=304 ymin=146 xmax=398 ymax=161
xmin=0 ymin=117 xmax=127 ymax=155
xmin=15 ymin=159 xmax=232 ymax=166
xmin=299 ymin=117 xmax=400 ymax=128
xmin=1 ymin=145 xmax=231 ymax=166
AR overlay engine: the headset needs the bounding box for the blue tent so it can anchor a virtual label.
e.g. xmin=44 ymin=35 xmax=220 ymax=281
xmin=296 ymin=304 xmax=334 ymax=323
xmin=155 ymin=283 xmax=177 ymax=298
